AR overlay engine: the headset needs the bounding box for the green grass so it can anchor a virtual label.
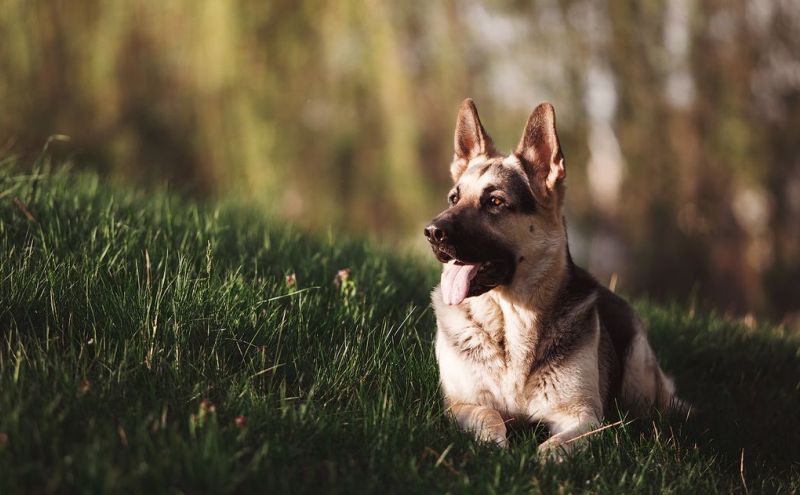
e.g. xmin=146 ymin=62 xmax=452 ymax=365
xmin=1 ymin=163 xmax=798 ymax=494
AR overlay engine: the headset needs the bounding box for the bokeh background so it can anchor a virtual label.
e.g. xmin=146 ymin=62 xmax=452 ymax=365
xmin=1 ymin=0 xmax=799 ymax=321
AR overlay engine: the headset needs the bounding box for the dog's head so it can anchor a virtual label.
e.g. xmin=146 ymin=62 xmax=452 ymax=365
xmin=425 ymin=99 xmax=567 ymax=305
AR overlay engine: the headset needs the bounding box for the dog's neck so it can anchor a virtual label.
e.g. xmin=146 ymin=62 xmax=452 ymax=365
xmin=491 ymin=228 xmax=570 ymax=320
xmin=511 ymin=240 xmax=566 ymax=301
xmin=479 ymin=234 xmax=570 ymax=368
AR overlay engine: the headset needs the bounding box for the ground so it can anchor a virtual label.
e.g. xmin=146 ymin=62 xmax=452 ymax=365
xmin=1 ymin=162 xmax=798 ymax=494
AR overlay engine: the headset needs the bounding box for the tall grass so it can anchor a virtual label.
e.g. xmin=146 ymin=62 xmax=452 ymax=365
xmin=1 ymin=163 xmax=798 ymax=493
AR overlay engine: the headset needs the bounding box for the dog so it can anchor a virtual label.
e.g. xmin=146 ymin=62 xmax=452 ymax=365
xmin=424 ymin=99 xmax=682 ymax=456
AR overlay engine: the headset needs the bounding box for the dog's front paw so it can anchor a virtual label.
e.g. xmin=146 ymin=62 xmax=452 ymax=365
xmin=449 ymin=404 xmax=508 ymax=448
xmin=537 ymin=436 xmax=573 ymax=462
xmin=477 ymin=423 xmax=508 ymax=448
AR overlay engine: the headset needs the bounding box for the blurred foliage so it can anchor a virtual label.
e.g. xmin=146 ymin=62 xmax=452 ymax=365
xmin=1 ymin=0 xmax=799 ymax=318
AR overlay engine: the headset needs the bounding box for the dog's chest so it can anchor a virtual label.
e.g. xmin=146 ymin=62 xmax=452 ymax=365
xmin=435 ymin=292 xmax=556 ymax=417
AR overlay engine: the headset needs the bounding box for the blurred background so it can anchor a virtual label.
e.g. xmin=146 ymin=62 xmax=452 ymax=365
xmin=1 ymin=0 xmax=799 ymax=321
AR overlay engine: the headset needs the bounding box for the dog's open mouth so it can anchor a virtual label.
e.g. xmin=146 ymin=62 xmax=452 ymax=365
xmin=438 ymin=256 xmax=511 ymax=306
xmin=441 ymin=260 xmax=482 ymax=306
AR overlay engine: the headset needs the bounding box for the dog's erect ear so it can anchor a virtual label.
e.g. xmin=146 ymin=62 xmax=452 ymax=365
xmin=451 ymin=98 xmax=495 ymax=182
xmin=515 ymin=102 xmax=565 ymax=200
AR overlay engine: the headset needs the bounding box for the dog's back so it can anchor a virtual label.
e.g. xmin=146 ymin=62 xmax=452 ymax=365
xmin=577 ymin=264 xmax=679 ymax=413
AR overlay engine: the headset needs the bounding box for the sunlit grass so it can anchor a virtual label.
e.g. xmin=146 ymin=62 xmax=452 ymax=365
xmin=1 ymin=165 xmax=798 ymax=494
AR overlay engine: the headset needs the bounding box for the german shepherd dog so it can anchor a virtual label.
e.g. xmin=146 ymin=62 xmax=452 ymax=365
xmin=424 ymin=99 xmax=682 ymax=456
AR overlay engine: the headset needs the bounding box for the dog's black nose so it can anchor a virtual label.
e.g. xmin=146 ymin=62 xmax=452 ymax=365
xmin=424 ymin=224 xmax=446 ymax=244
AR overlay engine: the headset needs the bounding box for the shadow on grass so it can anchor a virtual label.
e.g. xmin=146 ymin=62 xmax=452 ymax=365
xmin=645 ymin=305 xmax=800 ymax=478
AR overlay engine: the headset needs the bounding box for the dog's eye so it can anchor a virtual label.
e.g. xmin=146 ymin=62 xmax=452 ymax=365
xmin=448 ymin=193 xmax=458 ymax=206
xmin=490 ymin=197 xmax=505 ymax=207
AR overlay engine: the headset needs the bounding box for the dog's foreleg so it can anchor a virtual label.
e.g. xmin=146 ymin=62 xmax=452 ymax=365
xmin=448 ymin=403 xmax=507 ymax=447
xmin=538 ymin=410 xmax=600 ymax=459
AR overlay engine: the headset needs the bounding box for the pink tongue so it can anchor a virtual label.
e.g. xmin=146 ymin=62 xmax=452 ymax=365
xmin=441 ymin=261 xmax=480 ymax=305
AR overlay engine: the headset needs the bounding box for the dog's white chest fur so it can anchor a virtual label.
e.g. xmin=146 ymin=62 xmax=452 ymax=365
xmin=432 ymin=286 xmax=597 ymax=422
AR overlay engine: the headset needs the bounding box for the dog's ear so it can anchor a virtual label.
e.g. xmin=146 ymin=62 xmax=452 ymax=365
xmin=515 ymin=102 xmax=565 ymax=201
xmin=451 ymin=98 xmax=495 ymax=182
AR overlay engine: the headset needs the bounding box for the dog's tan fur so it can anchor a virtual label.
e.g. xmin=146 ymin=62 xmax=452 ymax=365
xmin=428 ymin=99 xmax=680 ymax=456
